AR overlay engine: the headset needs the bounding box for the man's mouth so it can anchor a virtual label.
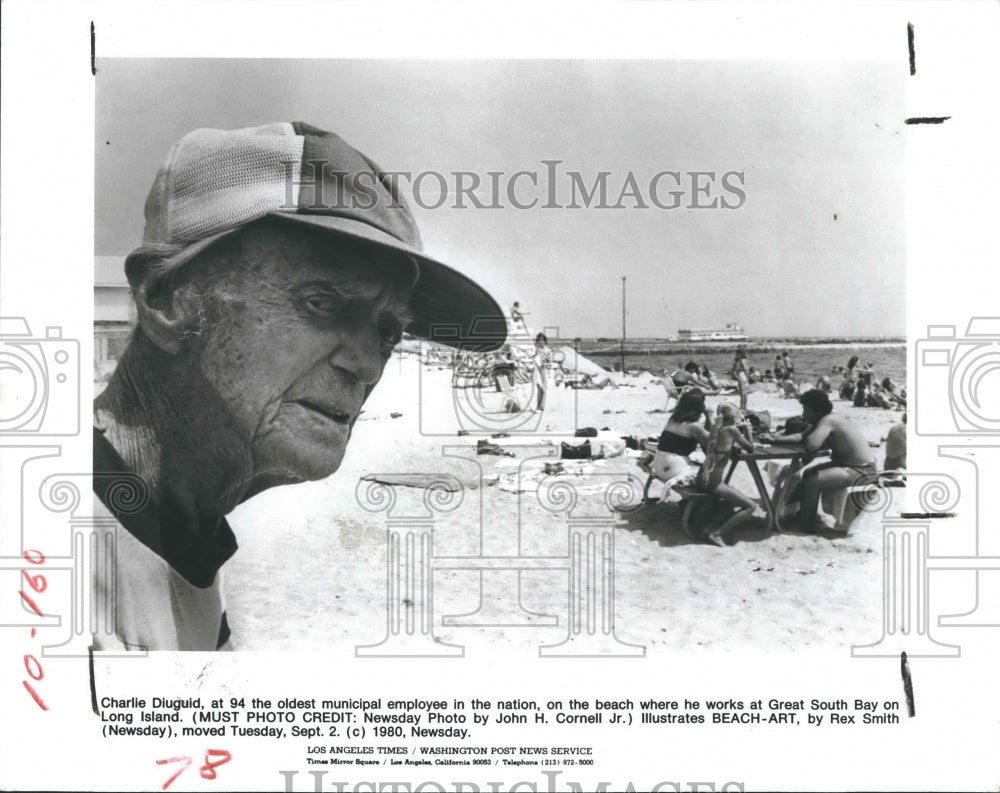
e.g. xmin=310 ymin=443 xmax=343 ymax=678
xmin=296 ymin=400 xmax=354 ymax=424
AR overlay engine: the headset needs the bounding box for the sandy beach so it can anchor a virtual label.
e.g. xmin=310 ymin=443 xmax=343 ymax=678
xmin=225 ymin=353 xmax=904 ymax=655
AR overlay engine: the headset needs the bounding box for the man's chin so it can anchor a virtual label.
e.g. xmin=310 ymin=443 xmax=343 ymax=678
xmin=250 ymin=437 xmax=347 ymax=492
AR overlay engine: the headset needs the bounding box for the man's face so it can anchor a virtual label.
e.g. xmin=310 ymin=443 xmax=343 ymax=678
xmin=186 ymin=222 xmax=415 ymax=487
xmin=801 ymin=404 xmax=822 ymax=425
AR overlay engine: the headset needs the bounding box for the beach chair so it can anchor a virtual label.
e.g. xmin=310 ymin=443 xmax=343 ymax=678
xmin=660 ymin=378 xmax=680 ymax=411
xmin=498 ymin=375 xmax=522 ymax=413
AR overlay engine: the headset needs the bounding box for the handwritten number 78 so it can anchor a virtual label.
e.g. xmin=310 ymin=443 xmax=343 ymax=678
xmin=157 ymin=750 xmax=231 ymax=790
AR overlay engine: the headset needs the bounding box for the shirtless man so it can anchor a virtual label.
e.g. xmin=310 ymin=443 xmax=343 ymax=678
xmin=670 ymin=361 xmax=716 ymax=392
xmin=761 ymin=389 xmax=876 ymax=531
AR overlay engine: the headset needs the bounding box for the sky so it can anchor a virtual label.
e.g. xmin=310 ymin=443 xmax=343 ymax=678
xmin=95 ymin=58 xmax=906 ymax=339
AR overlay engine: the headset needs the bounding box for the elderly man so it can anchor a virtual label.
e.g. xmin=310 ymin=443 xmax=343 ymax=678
xmin=93 ymin=122 xmax=505 ymax=650
xmin=762 ymin=389 xmax=876 ymax=532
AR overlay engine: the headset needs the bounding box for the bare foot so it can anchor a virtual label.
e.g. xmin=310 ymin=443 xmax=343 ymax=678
xmin=706 ymin=530 xmax=727 ymax=547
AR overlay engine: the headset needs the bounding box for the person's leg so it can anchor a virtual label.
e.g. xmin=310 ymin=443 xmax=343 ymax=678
xmin=662 ymin=379 xmax=679 ymax=412
xmin=704 ymin=482 xmax=756 ymax=546
xmin=797 ymin=465 xmax=856 ymax=529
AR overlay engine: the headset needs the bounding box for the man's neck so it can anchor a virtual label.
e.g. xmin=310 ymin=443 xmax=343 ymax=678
xmin=94 ymin=335 xmax=253 ymax=523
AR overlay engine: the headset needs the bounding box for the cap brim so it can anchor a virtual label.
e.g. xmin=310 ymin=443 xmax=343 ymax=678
xmin=124 ymin=228 xmax=239 ymax=285
xmin=268 ymin=212 xmax=507 ymax=352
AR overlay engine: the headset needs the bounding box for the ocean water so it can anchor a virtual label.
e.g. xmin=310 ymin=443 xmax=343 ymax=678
xmin=575 ymin=341 xmax=907 ymax=386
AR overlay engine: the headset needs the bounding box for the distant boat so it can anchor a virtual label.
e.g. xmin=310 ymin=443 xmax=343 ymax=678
xmin=677 ymin=323 xmax=747 ymax=342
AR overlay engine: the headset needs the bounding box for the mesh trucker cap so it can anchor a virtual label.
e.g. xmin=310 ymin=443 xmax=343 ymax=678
xmin=125 ymin=121 xmax=506 ymax=351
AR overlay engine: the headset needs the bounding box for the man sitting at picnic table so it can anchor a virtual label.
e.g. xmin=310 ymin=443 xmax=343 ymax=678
xmin=760 ymin=389 xmax=876 ymax=532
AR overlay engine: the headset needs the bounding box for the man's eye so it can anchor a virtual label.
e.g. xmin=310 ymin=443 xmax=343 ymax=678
xmin=304 ymin=295 xmax=339 ymax=315
xmin=378 ymin=320 xmax=404 ymax=351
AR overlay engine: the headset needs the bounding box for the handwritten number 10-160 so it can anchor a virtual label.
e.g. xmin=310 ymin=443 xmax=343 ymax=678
xmin=19 ymin=549 xmax=49 ymax=711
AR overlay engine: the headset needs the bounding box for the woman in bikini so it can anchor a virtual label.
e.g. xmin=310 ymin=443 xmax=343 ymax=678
xmin=651 ymin=393 xmax=758 ymax=544
xmin=839 ymin=355 xmax=860 ymax=400
xmin=649 ymin=388 xmax=710 ymax=493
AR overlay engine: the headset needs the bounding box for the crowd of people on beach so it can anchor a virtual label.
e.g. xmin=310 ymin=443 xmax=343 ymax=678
xmin=639 ymin=346 xmax=907 ymax=548
xmin=833 ymin=355 xmax=907 ymax=409
xmin=445 ymin=320 xmax=908 ymax=550
xmin=701 ymin=350 xmax=908 ymax=411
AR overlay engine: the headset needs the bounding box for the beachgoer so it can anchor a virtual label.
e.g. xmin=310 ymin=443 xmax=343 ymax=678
xmin=732 ymin=347 xmax=750 ymax=410
xmin=92 ymin=122 xmax=505 ymax=650
xmin=781 ymin=351 xmax=794 ymax=378
xmin=815 ymin=375 xmax=832 ymax=394
xmin=845 ymin=355 xmax=860 ymax=382
xmin=881 ymin=376 xmax=907 ymax=408
xmin=867 ymin=381 xmax=893 ymax=409
xmin=839 ymin=355 xmax=860 ymax=400
xmin=761 ymin=389 xmax=877 ymax=532
xmin=532 ymin=332 xmax=551 ymax=411
xmin=747 ymin=365 xmax=761 ymax=384
xmin=774 ymin=355 xmax=786 ymax=382
xmin=701 ymin=365 xmax=721 ymax=390
xmin=510 ymin=300 xmax=529 ymax=333
xmin=672 ymin=361 xmax=715 ymax=391
xmin=852 ymin=375 xmax=869 ymax=407
xmin=694 ymin=403 xmax=759 ymax=547
xmin=779 ymin=378 xmax=800 ymax=398
xmin=648 ymin=388 xmax=711 ymax=498
xmin=883 ymin=414 xmax=907 ymax=470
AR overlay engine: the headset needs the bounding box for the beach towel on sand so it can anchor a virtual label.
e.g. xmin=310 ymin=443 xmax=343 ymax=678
xmin=360 ymin=473 xmax=478 ymax=491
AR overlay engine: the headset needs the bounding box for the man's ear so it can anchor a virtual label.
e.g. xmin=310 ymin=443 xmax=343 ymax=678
xmin=132 ymin=279 xmax=200 ymax=355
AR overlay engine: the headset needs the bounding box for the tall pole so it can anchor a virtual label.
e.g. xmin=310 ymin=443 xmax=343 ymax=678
xmin=620 ymin=276 xmax=626 ymax=374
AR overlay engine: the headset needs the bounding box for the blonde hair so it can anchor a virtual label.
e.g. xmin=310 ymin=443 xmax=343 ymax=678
xmin=716 ymin=402 xmax=739 ymax=425
xmin=700 ymin=402 xmax=735 ymax=462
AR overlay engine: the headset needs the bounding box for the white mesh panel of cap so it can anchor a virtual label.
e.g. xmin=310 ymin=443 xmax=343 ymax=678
xmin=164 ymin=124 xmax=304 ymax=243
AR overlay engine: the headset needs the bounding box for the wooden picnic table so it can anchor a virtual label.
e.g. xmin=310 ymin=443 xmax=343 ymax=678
xmin=724 ymin=445 xmax=831 ymax=532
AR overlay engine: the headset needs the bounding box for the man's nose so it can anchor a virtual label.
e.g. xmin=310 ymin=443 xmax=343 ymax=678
xmin=327 ymin=323 xmax=386 ymax=385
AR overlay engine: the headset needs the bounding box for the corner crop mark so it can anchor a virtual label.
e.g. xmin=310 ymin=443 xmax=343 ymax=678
xmin=89 ymin=644 xmax=99 ymax=716
xmin=900 ymin=512 xmax=956 ymax=519
xmin=904 ymin=24 xmax=951 ymax=126
xmin=901 ymin=652 xmax=915 ymax=717
xmin=907 ymin=22 xmax=916 ymax=76
xmin=90 ymin=22 xmax=96 ymax=77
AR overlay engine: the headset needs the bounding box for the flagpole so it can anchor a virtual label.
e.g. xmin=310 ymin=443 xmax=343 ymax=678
xmin=620 ymin=276 xmax=626 ymax=374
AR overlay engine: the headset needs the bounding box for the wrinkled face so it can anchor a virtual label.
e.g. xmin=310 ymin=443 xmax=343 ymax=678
xmin=186 ymin=221 xmax=415 ymax=486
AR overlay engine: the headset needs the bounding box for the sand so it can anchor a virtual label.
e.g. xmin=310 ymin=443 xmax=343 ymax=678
xmin=225 ymin=354 xmax=905 ymax=654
